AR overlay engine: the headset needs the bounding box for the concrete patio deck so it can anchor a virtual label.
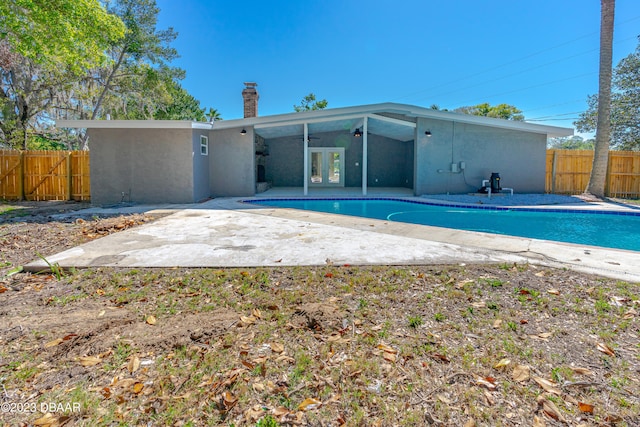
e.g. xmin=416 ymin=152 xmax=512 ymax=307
xmin=24 ymin=194 xmax=640 ymax=283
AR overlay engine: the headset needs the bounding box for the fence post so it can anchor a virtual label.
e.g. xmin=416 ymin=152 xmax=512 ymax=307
xmin=18 ymin=151 xmax=25 ymax=200
xmin=551 ymin=150 xmax=558 ymax=194
xmin=66 ymin=152 xmax=73 ymax=201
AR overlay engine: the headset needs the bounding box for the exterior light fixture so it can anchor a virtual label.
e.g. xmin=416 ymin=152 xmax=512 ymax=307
xmin=353 ymin=128 xmax=362 ymax=137
xmin=240 ymin=129 xmax=247 ymax=135
xmin=425 ymin=130 xmax=432 ymax=137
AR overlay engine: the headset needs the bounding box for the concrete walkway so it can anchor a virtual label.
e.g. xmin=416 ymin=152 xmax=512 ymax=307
xmin=25 ymin=197 xmax=640 ymax=283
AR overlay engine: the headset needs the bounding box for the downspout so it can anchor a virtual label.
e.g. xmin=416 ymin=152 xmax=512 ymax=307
xmin=303 ymin=123 xmax=309 ymax=195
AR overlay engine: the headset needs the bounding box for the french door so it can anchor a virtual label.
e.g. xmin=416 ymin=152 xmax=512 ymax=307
xmin=308 ymin=148 xmax=344 ymax=187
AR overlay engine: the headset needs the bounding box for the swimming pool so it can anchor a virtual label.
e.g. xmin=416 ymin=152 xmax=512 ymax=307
xmin=246 ymin=198 xmax=640 ymax=252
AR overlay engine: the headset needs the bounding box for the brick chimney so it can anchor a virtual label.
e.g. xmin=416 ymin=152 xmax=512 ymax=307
xmin=242 ymin=82 xmax=259 ymax=118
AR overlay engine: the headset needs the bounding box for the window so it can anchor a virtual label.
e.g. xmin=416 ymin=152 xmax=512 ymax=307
xmin=200 ymin=135 xmax=208 ymax=156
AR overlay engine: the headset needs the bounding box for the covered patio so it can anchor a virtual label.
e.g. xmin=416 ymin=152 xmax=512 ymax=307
xmin=251 ymin=113 xmax=417 ymax=196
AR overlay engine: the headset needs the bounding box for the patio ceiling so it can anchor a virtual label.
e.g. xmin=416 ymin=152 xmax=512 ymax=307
xmin=254 ymin=113 xmax=416 ymax=142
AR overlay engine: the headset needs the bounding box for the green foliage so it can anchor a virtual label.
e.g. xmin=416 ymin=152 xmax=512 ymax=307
xmin=256 ymin=415 xmax=279 ymax=427
xmin=455 ymin=103 xmax=524 ymax=121
xmin=548 ymin=136 xmax=595 ymax=150
xmin=293 ymin=93 xmax=328 ymax=112
xmin=0 ymin=0 xmax=218 ymax=150
xmin=408 ymin=315 xmax=423 ymax=328
xmin=0 ymin=0 xmax=125 ymax=72
xmin=575 ymin=37 xmax=640 ymax=150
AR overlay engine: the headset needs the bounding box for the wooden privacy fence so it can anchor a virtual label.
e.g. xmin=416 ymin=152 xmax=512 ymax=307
xmin=546 ymin=149 xmax=640 ymax=197
xmin=0 ymin=150 xmax=90 ymax=201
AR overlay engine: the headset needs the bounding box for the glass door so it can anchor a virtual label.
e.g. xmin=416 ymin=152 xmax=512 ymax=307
xmin=308 ymin=148 xmax=344 ymax=187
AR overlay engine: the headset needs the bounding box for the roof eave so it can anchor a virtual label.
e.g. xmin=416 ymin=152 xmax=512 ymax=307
xmin=56 ymin=120 xmax=211 ymax=130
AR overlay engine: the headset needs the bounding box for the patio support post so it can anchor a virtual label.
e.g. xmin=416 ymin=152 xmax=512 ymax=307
xmin=362 ymin=116 xmax=368 ymax=195
xmin=303 ymin=122 xmax=309 ymax=195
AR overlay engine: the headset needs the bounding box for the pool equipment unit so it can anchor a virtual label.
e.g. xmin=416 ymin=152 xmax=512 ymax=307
xmin=478 ymin=172 xmax=511 ymax=198
xmin=490 ymin=172 xmax=501 ymax=193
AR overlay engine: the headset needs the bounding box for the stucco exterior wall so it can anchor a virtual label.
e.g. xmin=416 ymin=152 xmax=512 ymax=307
xmin=209 ymin=127 xmax=255 ymax=197
xmin=88 ymin=128 xmax=195 ymax=205
xmin=414 ymin=117 xmax=547 ymax=195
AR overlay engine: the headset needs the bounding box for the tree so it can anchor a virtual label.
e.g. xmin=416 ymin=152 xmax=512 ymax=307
xmin=0 ymin=0 xmax=125 ymax=148
xmin=575 ymin=36 xmax=639 ymax=150
xmin=0 ymin=0 xmax=124 ymax=72
xmin=584 ymin=0 xmax=615 ymax=198
xmin=293 ymin=93 xmax=328 ymax=112
xmin=154 ymin=79 xmax=206 ymax=121
xmin=454 ymin=103 xmax=524 ymax=121
xmin=206 ymin=108 xmax=223 ymax=122
xmin=548 ymin=136 xmax=595 ymax=150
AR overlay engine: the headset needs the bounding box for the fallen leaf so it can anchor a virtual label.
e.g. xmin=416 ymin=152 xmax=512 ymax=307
xmin=96 ymin=288 xmax=105 ymax=296
xmin=128 ymin=355 xmax=140 ymax=374
xmin=298 ymin=397 xmax=322 ymax=411
xmin=252 ymin=308 xmax=262 ymax=319
xmin=77 ymin=355 xmax=102 ymax=367
xmin=578 ymin=402 xmax=594 ymax=414
xmin=623 ymin=308 xmax=637 ymax=319
xmin=493 ymin=358 xmax=511 ymax=369
xmin=538 ymin=332 xmax=553 ymax=339
xmin=270 ymin=342 xmax=284 ymax=353
xmin=33 ymin=413 xmax=57 ymax=426
xmin=377 ymin=343 xmax=397 ymax=354
xmin=537 ymin=395 xmax=565 ymax=422
xmin=240 ymin=315 xmax=256 ymax=326
xmin=275 ymin=355 xmax=295 ymax=364
xmin=512 ymin=364 xmax=530 ymax=382
xmin=475 ymin=376 xmax=497 ymax=391
xmin=547 ymin=288 xmax=560 ymax=295
xmin=570 ymin=366 xmax=594 ymax=376
xmin=383 ymin=352 xmax=396 ymax=363
xmin=273 ymin=406 xmax=291 ymax=416
xmin=596 ymin=342 xmax=615 ymax=357
xmin=431 ymin=353 xmax=450 ymax=363
xmin=0 ymin=285 xmax=7 ymax=294
xmin=44 ymin=338 xmax=64 ymax=348
xmin=533 ymin=376 xmax=561 ymax=395
xmin=133 ymin=382 xmax=144 ymax=394
xmin=146 ymin=315 xmax=157 ymax=325
xmin=492 ymin=319 xmax=502 ymax=328
xmin=219 ymin=391 xmax=238 ymax=411
xmin=252 ymin=382 xmax=265 ymax=392
xmin=484 ymin=389 xmax=495 ymax=405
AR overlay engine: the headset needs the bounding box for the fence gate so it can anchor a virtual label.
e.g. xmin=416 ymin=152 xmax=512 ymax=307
xmin=0 ymin=150 xmax=90 ymax=201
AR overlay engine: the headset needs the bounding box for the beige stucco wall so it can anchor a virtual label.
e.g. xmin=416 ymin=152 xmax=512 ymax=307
xmin=88 ymin=128 xmax=195 ymax=205
xmin=208 ymin=127 xmax=255 ymax=197
xmin=414 ymin=117 xmax=547 ymax=195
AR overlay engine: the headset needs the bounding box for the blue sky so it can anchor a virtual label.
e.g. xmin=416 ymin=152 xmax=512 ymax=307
xmin=156 ymin=0 xmax=639 ymax=134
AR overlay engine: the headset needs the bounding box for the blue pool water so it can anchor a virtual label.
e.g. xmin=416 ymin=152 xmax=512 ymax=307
xmin=246 ymin=198 xmax=640 ymax=252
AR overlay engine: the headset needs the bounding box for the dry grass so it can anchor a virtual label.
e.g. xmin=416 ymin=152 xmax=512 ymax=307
xmin=1 ymin=264 xmax=639 ymax=426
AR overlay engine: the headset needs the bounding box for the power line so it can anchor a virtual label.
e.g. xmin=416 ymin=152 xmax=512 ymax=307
xmin=391 ymin=16 xmax=640 ymax=104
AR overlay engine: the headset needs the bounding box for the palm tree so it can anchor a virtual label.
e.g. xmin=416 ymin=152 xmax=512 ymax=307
xmin=207 ymin=108 xmax=223 ymax=121
xmin=585 ymin=0 xmax=615 ymax=198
